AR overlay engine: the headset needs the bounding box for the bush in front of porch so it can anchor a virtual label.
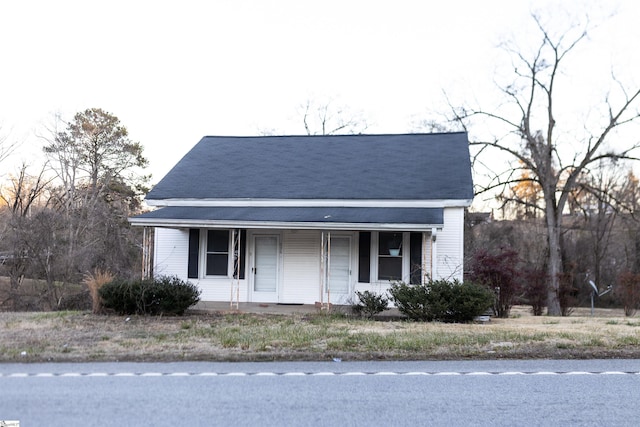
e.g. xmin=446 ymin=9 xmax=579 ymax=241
xmin=389 ymin=279 xmax=494 ymax=323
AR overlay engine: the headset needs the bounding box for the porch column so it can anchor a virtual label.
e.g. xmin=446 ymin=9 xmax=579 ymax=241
xmin=430 ymin=227 xmax=438 ymax=280
xmin=318 ymin=231 xmax=331 ymax=309
xmin=141 ymin=226 xmax=153 ymax=279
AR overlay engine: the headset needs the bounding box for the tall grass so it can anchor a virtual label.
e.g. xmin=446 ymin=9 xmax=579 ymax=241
xmin=83 ymin=269 xmax=114 ymax=314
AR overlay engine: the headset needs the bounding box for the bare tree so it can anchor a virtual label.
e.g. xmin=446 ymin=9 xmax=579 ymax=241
xmin=0 ymin=125 xmax=21 ymax=166
xmin=0 ymin=163 xmax=53 ymax=309
xmin=451 ymin=14 xmax=640 ymax=315
xmin=300 ymin=99 xmax=369 ymax=135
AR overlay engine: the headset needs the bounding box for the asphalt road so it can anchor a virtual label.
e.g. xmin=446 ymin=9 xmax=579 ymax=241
xmin=1 ymin=360 xmax=639 ymax=426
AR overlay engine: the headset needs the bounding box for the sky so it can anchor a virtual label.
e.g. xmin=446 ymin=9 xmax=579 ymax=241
xmin=1 ymin=0 xmax=639 ymax=202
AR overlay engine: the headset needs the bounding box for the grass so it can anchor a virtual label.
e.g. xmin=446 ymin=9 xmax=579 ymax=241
xmin=0 ymin=306 xmax=638 ymax=362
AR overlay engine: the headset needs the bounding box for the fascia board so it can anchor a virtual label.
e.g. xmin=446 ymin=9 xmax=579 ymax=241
xmin=128 ymin=217 xmax=444 ymax=231
xmin=145 ymin=198 xmax=473 ymax=208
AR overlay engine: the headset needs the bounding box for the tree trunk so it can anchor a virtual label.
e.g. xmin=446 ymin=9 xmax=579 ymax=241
xmin=546 ymin=214 xmax=563 ymax=315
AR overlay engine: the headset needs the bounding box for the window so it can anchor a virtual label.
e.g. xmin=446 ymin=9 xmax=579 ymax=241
xmin=378 ymin=232 xmax=403 ymax=281
xmin=206 ymin=230 xmax=229 ymax=276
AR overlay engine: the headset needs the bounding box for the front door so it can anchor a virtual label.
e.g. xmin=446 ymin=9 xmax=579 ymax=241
xmin=325 ymin=235 xmax=352 ymax=302
xmin=252 ymin=234 xmax=279 ymax=302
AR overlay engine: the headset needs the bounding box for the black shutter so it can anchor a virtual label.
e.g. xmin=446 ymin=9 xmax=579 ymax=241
xmin=358 ymin=232 xmax=371 ymax=283
xmin=239 ymin=229 xmax=247 ymax=279
xmin=188 ymin=229 xmax=200 ymax=279
xmin=410 ymin=232 xmax=423 ymax=284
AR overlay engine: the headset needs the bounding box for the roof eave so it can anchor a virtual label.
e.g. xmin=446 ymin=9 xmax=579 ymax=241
xmin=144 ymin=198 xmax=474 ymax=208
xmin=128 ymin=218 xmax=444 ymax=231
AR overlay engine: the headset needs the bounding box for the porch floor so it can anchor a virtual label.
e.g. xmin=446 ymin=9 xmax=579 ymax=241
xmin=191 ymin=301 xmax=334 ymax=315
xmin=190 ymin=301 xmax=402 ymax=317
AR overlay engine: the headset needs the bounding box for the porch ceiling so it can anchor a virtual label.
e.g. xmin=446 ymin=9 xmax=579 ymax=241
xmin=129 ymin=206 xmax=444 ymax=231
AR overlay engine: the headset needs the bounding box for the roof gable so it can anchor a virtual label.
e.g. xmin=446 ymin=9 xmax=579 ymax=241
xmin=146 ymin=133 xmax=473 ymax=203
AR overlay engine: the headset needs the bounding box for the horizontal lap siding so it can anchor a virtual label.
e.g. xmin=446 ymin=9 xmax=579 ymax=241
xmin=436 ymin=208 xmax=465 ymax=281
xmin=154 ymin=228 xmax=189 ymax=279
xmin=199 ymin=278 xmax=247 ymax=302
xmin=281 ymin=230 xmax=320 ymax=304
xmin=154 ymin=227 xmax=247 ymax=302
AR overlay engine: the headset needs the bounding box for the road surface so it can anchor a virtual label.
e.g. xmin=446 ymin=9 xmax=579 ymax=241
xmin=1 ymin=360 xmax=639 ymax=426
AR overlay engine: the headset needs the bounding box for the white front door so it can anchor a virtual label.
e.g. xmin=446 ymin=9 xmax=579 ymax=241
xmin=326 ymin=236 xmax=352 ymax=302
xmin=252 ymin=234 xmax=279 ymax=302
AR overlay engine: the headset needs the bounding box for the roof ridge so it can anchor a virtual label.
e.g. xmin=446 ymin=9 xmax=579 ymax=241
xmin=200 ymin=132 xmax=467 ymax=139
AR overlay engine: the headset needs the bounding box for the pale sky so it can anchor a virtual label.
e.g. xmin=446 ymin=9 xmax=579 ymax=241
xmin=1 ymin=0 xmax=639 ymax=195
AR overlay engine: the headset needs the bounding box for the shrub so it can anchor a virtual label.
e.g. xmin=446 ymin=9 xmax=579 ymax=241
xmin=523 ymin=268 xmax=547 ymax=316
xmin=100 ymin=276 xmax=201 ymax=315
xmin=352 ymin=290 xmax=389 ymax=319
xmin=389 ymin=279 xmax=494 ymax=323
xmin=388 ymin=281 xmax=433 ymax=321
xmin=558 ymin=271 xmax=577 ymax=317
xmin=427 ymin=279 xmax=495 ymax=323
xmin=467 ymin=248 xmax=521 ymax=318
xmin=617 ymin=271 xmax=640 ymax=317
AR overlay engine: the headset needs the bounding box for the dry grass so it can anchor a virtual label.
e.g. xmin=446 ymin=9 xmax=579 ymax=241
xmin=0 ymin=306 xmax=638 ymax=363
xmin=83 ymin=269 xmax=114 ymax=314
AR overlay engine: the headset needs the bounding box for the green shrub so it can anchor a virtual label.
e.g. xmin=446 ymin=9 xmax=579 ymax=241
xmin=352 ymin=290 xmax=389 ymax=319
xmin=99 ymin=276 xmax=201 ymax=315
xmin=389 ymin=279 xmax=494 ymax=323
xmin=388 ymin=281 xmax=433 ymax=321
xmin=429 ymin=279 xmax=495 ymax=323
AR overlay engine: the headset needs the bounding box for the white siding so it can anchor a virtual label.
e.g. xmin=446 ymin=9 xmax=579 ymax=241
xmin=199 ymin=277 xmax=248 ymax=302
xmin=152 ymin=209 xmax=466 ymax=305
xmin=281 ymin=230 xmax=321 ymax=304
xmin=153 ymin=227 xmax=249 ymax=303
xmin=435 ymin=207 xmax=465 ymax=281
xmin=153 ymin=227 xmax=189 ymax=279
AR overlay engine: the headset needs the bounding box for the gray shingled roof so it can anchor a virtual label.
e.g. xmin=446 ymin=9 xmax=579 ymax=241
xmin=145 ymin=133 xmax=473 ymax=202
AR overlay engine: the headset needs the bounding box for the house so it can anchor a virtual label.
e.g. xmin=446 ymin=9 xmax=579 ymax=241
xmin=129 ymin=133 xmax=474 ymax=306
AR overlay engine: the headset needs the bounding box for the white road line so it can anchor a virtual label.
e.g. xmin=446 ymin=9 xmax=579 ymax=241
xmin=1 ymin=371 xmax=639 ymax=377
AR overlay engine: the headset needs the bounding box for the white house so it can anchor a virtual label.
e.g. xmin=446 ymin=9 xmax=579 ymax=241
xmin=129 ymin=133 xmax=474 ymax=306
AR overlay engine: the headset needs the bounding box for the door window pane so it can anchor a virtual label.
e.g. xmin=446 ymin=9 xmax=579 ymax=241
xmin=255 ymin=236 xmax=278 ymax=292
xmin=328 ymin=237 xmax=350 ymax=294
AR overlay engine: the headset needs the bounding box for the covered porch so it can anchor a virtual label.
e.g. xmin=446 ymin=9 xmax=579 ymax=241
xmin=130 ymin=206 xmax=444 ymax=307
